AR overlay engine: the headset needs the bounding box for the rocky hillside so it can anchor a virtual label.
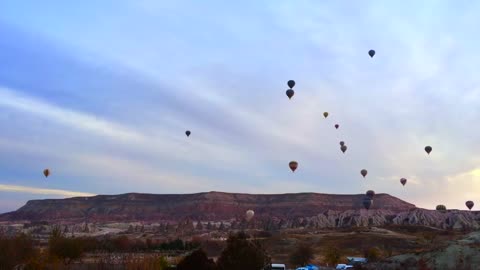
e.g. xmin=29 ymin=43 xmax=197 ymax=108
xmin=1 ymin=191 xmax=479 ymax=230
xmin=0 ymin=191 xmax=413 ymax=222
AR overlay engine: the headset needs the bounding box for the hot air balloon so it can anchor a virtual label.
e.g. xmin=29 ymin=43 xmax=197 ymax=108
xmin=246 ymin=210 xmax=255 ymax=221
xmin=362 ymin=197 xmax=372 ymax=210
xmin=366 ymin=190 xmax=375 ymax=199
xmin=368 ymin=50 xmax=375 ymax=58
xmin=287 ymin=80 xmax=295 ymax=88
xmin=466 ymin=201 xmax=474 ymax=210
xmin=185 ymin=130 xmax=191 ymax=137
xmin=286 ymin=89 xmax=294 ymax=99
xmin=289 ymin=161 xmax=298 ymax=172
xmin=335 ymin=124 xmax=339 ymax=129
xmin=340 ymin=141 xmax=345 ymax=146
xmin=400 ymin=178 xmax=407 ymax=186
xmin=323 ymin=112 xmax=329 ymax=118
xmin=43 ymin=169 xmax=50 ymax=178
xmin=436 ymin=205 xmax=447 ymax=212
xmin=361 ymin=169 xmax=368 ymax=178
xmin=340 ymin=145 xmax=347 ymax=153
xmin=425 ymin=146 xmax=432 ymax=155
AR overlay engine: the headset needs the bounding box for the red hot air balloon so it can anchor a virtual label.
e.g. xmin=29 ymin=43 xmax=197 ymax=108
xmin=400 ymin=178 xmax=407 ymax=186
xmin=360 ymin=169 xmax=368 ymax=178
xmin=43 ymin=169 xmax=50 ymax=178
xmin=286 ymin=89 xmax=294 ymax=99
xmin=335 ymin=124 xmax=339 ymax=129
xmin=466 ymin=201 xmax=474 ymax=210
xmin=289 ymin=161 xmax=298 ymax=172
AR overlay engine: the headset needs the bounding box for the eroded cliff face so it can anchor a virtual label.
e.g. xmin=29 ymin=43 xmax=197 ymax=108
xmin=1 ymin=191 xmax=477 ymax=230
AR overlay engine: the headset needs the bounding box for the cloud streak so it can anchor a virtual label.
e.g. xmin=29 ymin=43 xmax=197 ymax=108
xmin=0 ymin=184 xmax=95 ymax=197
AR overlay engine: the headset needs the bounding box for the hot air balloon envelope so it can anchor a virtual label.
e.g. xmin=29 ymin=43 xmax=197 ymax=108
xmin=185 ymin=130 xmax=191 ymax=137
xmin=246 ymin=210 xmax=255 ymax=221
xmin=362 ymin=197 xmax=372 ymax=210
xmin=341 ymin=145 xmax=347 ymax=153
xmin=289 ymin=161 xmax=298 ymax=172
xmin=366 ymin=190 xmax=375 ymax=199
xmin=466 ymin=201 xmax=474 ymax=210
xmin=361 ymin=169 xmax=368 ymax=178
xmin=400 ymin=178 xmax=407 ymax=186
xmin=425 ymin=146 xmax=432 ymax=154
xmin=286 ymin=89 xmax=294 ymax=99
xmin=43 ymin=169 xmax=50 ymax=178
xmin=287 ymin=80 xmax=295 ymax=88
xmin=368 ymin=50 xmax=375 ymax=57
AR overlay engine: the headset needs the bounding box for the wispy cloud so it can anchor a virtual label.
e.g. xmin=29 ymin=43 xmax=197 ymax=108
xmin=0 ymin=184 xmax=95 ymax=197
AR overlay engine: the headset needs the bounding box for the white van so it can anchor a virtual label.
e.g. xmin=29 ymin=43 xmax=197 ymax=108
xmin=271 ymin=263 xmax=286 ymax=270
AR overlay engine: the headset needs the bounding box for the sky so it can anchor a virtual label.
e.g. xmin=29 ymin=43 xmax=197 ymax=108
xmin=1 ymin=0 xmax=480 ymax=213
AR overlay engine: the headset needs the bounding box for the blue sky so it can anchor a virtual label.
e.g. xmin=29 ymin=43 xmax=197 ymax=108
xmin=1 ymin=0 xmax=480 ymax=213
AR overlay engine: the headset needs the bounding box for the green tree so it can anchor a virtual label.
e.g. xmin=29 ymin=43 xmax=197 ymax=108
xmin=216 ymin=231 xmax=271 ymax=270
xmin=177 ymin=249 xmax=217 ymax=270
xmin=289 ymin=242 xmax=314 ymax=267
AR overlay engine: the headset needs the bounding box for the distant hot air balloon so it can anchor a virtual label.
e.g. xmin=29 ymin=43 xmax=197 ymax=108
xmin=400 ymin=178 xmax=407 ymax=186
xmin=185 ymin=130 xmax=191 ymax=137
xmin=286 ymin=89 xmax=295 ymax=99
xmin=368 ymin=50 xmax=375 ymax=58
xmin=43 ymin=169 xmax=50 ymax=178
xmin=466 ymin=201 xmax=474 ymax=210
xmin=361 ymin=169 xmax=368 ymax=178
xmin=335 ymin=124 xmax=339 ymax=129
xmin=340 ymin=141 xmax=345 ymax=146
xmin=340 ymin=145 xmax=347 ymax=153
xmin=289 ymin=161 xmax=298 ymax=172
xmin=366 ymin=190 xmax=375 ymax=199
xmin=436 ymin=205 xmax=447 ymax=212
xmin=425 ymin=146 xmax=432 ymax=155
xmin=323 ymin=112 xmax=329 ymax=118
xmin=287 ymin=80 xmax=296 ymax=88
xmin=246 ymin=210 xmax=255 ymax=221
xmin=362 ymin=197 xmax=372 ymax=210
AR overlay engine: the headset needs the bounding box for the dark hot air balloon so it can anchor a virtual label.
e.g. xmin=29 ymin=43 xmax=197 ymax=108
xmin=368 ymin=50 xmax=375 ymax=58
xmin=323 ymin=112 xmax=329 ymax=118
xmin=287 ymin=80 xmax=295 ymax=88
xmin=43 ymin=169 xmax=50 ymax=178
xmin=341 ymin=145 xmax=347 ymax=153
xmin=366 ymin=190 xmax=375 ymax=199
xmin=335 ymin=124 xmax=339 ymax=129
xmin=289 ymin=161 xmax=298 ymax=172
xmin=361 ymin=169 xmax=368 ymax=178
xmin=425 ymin=146 xmax=432 ymax=155
xmin=436 ymin=205 xmax=447 ymax=212
xmin=185 ymin=130 xmax=191 ymax=137
xmin=286 ymin=89 xmax=294 ymax=99
xmin=363 ymin=197 xmax=372 ymax=210
xmin=466 ymin=201 xmax=474 ymax=210
xmin=400 ymin=178 xmax=407 ymax=186
xmin=340 ymin=141 xmax=345 ymax=146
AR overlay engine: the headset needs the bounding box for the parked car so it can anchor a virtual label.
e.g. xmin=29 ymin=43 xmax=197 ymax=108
xmin=336 ymin=264 xmax=354 ymax=269
xmin=271 ymin=263 xmax=286 ymax=270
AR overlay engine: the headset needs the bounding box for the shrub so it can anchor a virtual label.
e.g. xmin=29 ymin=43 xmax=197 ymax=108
xmin=289 ymin=242 xmax=314 ymax=267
